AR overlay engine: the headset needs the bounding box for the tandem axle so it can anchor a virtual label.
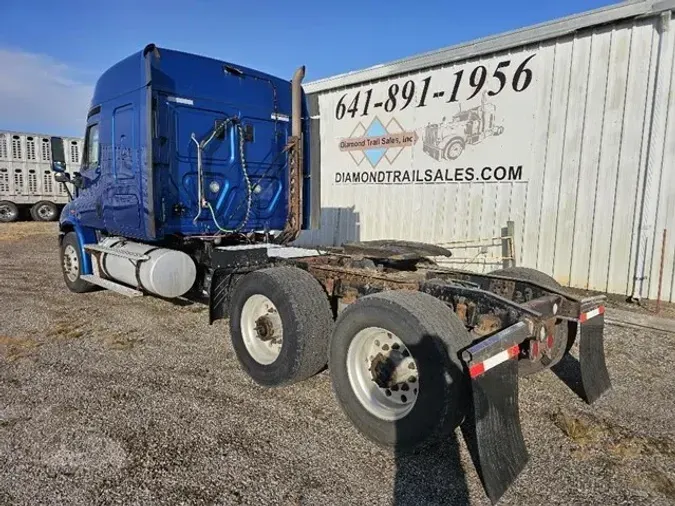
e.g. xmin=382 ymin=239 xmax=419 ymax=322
xmin=58 ymin=230 xmax=611 ymax=506
xmin=198 ymin=239 xmax=610 ymax=504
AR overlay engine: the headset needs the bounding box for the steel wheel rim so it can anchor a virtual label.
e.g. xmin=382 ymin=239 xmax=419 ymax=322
xmin=38 ymin=205 xmax=54 ymax=219
xmin=0 ymin=204 xmax=13 ymax=219
xmin=240 ymin=294 xmax=283 ymax=365
xmin=346 ymin=327 xmax=419 ymax=421
xmin=63 ymin=244 xmax=79 ymax=282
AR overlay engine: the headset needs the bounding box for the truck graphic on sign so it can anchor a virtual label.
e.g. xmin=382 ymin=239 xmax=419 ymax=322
xmin=422 ymin=101 xmax=504 ymax=161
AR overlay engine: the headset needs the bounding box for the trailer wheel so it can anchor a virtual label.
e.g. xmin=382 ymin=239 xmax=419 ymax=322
xmin=329 ymin=291 xmax=471 ymax=451
xmin=489 ymin=266 xmax=571 ymax=376
xmin=229 ymin=266 xmax=333 ymax=387
xmin=30 ymin=201 xmax=59 ymax=222
xmin=443 ymin=138 xmax=464 ymax=160
xmin=0 ymin=201 xmax=19 ymax=223
xmin=60 ymin=232 xmax=95 ymax=293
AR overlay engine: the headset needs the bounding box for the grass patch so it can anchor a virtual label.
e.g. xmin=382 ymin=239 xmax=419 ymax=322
xmin=104 ymin=330 xmax=144 ymax=350
xmin=0 ymin=335 xmax=42 ymax=361
xmin=550 ymin=410 xmax=603 ymax=445
xmin=47 ymin=322 xmax=86 ymax=340
xmin=0 ymin=222 xmax=57 ymax=242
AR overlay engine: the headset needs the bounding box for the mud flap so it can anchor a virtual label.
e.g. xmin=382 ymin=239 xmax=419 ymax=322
xmin=461 ymin=322 xmax=530 ymax=505
xmin=578 ymin=306 xmax=611 ymax=404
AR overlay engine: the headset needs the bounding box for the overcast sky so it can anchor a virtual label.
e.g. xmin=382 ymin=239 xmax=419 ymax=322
xmin=1 ymin=0 xmax=618 ymax=137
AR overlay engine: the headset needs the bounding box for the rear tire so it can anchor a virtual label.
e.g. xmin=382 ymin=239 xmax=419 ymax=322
xmin=329 ymin=291 xmax=471 ymax=452
xmin=60 ymin=232 xmax=95 ymax=293
xmin=30 ymin=201 xmax=59 ymax=222
xmin=0 ymin=201 xmax=19 ymax=223
xmin=228 ymin=266 xmax=333 ymax=387
xmin=489 ymin=267 xmax=571 ymax=376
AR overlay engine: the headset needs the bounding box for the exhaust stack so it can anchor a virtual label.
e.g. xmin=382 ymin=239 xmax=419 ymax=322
xmin=291 ymin=66 xmax=306 ymax=138
xmin=277 ymin=66 xmax=306 ymax=244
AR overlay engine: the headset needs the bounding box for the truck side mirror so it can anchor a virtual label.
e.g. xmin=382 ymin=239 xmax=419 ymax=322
xmin=54 ymin=172 xmax=71 ymax=184
xmin=50 ymin=137 xmax=66 ymax=173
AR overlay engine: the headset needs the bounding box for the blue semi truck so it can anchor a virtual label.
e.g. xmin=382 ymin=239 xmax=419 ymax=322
xmin=51 ymin=44 xmax=611 ymax=504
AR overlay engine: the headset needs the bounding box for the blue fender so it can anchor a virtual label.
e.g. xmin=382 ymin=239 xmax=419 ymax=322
xmin=59 ymin=220 xmax=98 ymax=276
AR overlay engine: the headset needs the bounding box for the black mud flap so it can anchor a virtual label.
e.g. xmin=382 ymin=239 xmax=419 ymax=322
xmin=461 ymin=322 xmax=530 ymax=505
xmin=577 ymin=305 xmax=611 ymax=404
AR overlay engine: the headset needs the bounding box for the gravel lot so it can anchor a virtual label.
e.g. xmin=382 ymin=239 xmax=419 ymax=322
xmin=1 ymin=222 xmax=673 ymax=506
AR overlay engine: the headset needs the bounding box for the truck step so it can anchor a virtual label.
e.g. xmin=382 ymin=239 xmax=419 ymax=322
xmin=84 ymin=244 xmax=150 ymax=261
xmin=80 ymin=275 xmax=143 ymax=297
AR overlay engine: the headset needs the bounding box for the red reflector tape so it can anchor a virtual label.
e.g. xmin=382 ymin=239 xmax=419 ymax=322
xmin=469 ymin=344 xmax=520 ymax=378
xmin=580 ymin=305 xmax=605 ymax=323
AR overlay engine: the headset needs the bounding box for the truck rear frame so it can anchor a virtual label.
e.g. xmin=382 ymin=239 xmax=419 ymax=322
xmin=199 ymin=239 xmax=611 ymax=504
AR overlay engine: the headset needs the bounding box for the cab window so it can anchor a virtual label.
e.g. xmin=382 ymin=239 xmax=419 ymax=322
xmin=83 ymin=123 xmax=100 ymax=168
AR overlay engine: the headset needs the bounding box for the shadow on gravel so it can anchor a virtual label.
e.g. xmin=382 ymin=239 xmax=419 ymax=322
xmin=392 ymin=333 xmax=471 ymax=506
xmin=551 ymin=354 xmax=586 ymax=400
xmin=393 ymin=437 xmax=470 ymax=506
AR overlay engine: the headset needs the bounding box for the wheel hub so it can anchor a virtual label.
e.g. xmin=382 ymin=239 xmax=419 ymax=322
xmin=347 ymin=327 xmax=419 ymax=421
xmin=369 ymin=350 xmax=408 ymax=389
xmin=38 ymin=205 xmax=53 ymax=219
xmin=240 ymin=294 xmax=284 ymax=365
xmin=62 ymin=244 xmax=79 ymax=282
xmin=254 ymin=315 xmax=276 ymax=341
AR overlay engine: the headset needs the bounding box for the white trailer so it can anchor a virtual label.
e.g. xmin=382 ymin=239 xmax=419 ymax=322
xmin=299 ymin=0 xmax=675 ymax=303
xmin=0 ymin=130 xmax=83 ymax=222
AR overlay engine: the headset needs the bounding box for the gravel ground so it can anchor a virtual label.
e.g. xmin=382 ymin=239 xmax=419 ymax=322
xmin=0 ymin=222 xmax=673 ymax=506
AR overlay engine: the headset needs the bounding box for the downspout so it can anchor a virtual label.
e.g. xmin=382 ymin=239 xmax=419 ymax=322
xmin=630 ymin=11 xmax=671 ymax=301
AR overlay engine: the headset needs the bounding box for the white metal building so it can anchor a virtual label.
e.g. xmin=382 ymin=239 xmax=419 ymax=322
xmin=297 ymin=0 xmax=675 ymax=303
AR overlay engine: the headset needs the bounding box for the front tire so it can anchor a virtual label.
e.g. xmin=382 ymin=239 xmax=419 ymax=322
xmin=60 ymin=232 xmax=94 ymax=293
xmin=329 ymin=291 xmax=471 ymax=452
xmin=228 ymin=266 xmax=333 ymax=387
xmin=31 ymin=201 xmax=59 ymax=222
xmin=0 ymin=201 xmax=19 ymax=223
xmin=443 ymin=138 xmax=464 ymax=160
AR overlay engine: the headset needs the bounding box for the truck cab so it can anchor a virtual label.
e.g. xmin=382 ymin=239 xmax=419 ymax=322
xmin=53 ymin=44 xmax=310 ymax=243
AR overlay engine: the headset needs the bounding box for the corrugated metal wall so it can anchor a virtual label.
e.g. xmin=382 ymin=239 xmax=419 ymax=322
xmin=296 ymin=10 xmax=675 ymax=302
xmin=643 ymin=12 xmax=675 ymax=302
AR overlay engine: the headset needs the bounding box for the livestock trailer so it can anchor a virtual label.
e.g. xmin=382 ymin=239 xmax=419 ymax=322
xmin=0 ymin=130 xmax=83 ymax=222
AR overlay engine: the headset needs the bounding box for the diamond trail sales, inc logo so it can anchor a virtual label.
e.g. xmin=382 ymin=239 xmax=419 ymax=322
xmin=338 ymin=117 xmax=418 ymax=168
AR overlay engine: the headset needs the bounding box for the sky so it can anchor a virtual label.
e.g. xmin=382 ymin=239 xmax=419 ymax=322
xmin=1 ymin=0 xmax=620 ymax=137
